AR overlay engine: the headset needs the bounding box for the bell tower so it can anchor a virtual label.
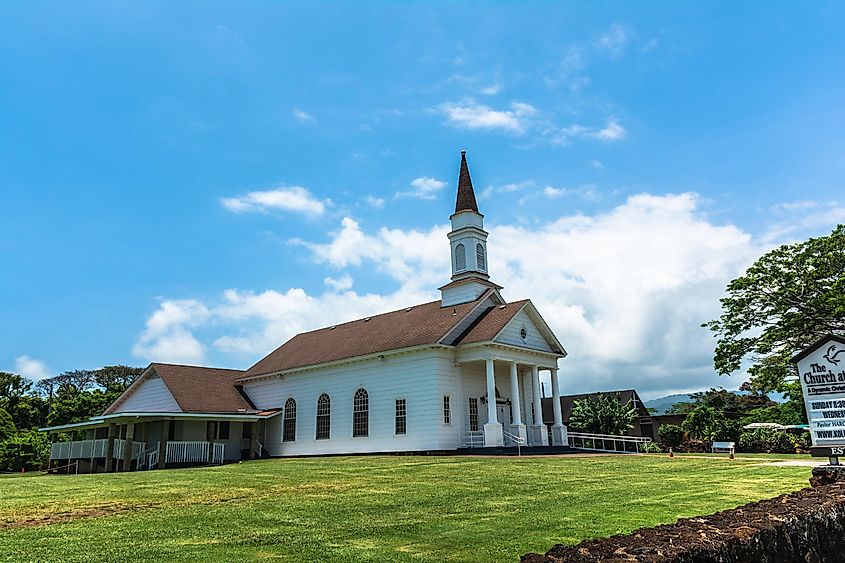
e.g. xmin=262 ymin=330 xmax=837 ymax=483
xmin=440 ymin=151 xmax=503 ymax=307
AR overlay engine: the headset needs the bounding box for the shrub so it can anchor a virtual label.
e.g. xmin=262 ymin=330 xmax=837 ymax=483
xmin=738 ymin=429 xmax=795 ymax=454
xmin=0 ymin=430 xmax=49 ymax=472
xmin=639 ymin=441 xmax=662 ymax=453
xmin=675 ymin=440 xmax=707 ymax=453
xmin=658 ymin=424 xmax=685 ymax=448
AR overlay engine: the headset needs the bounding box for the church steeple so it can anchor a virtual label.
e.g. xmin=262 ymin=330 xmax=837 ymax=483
xmin=455 ymin=150 xmax=479 ymax=213
xmin=440 ymin=151 xmax=503 ymax=307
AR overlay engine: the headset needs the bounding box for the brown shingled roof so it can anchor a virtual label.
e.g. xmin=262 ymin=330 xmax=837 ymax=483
xmin=105 ymin=363 xmax=253 ymax=414
xmin=454 ymin=300 xmax=529 ymax=344
xmin=455 ymin=150 xmax=479 ymax=213
xmin=244 ymin=298 xmax=482 ymax=378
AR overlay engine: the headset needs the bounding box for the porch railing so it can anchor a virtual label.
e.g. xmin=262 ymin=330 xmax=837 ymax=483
xmin=165 ymin=440 xmax=209 ymax=464
xmin=50 ymin=439 xmax=144 ymax=460
xmin=212 ymin=443 xmax=225 ymax=464
xmin=567 ymin=431 xmax=652 ymax=453
xmin=462 ymin=430 xmax=485 ymax=448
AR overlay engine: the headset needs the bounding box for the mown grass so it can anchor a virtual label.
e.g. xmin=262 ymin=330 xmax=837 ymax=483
xmin=0 ymin=454 xmax=810 ymax=562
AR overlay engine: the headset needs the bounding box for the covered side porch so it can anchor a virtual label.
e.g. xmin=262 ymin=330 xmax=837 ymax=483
xmin=456 ymin=343 xmax=567 ymax=449
xmin=41 ymin=411 xmax=279 ymax=474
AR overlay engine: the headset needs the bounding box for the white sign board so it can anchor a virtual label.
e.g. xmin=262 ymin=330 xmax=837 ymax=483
xmin=794 ymin=336 xmax=845 ymax=447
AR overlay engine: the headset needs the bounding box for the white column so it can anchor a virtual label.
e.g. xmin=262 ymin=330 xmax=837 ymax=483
xmin=509 ymin=362 xmax=523 ymax=425
xmin=486 ymin=359 xmax=497 ymax=424
xmin=531 ymin=365 xmax=548 ymax=446
xmin=550 ymin=367 xmax=567 ymax=446
xmin=483 ymin=359 xmax=503 ymax=447
xmin=509 ymin=362 xmax=527 ymax=445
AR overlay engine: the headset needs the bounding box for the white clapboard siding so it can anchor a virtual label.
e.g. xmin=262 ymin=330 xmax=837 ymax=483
xmin=243 ymin=349 xmax=460 ymax=456
xmin=115 ymin=375 xmax=181 ymax=413
xmin=441 ymin=282 xmax=491 ymax=307
xmin=494 ymin=308 xmax=554 ymax=353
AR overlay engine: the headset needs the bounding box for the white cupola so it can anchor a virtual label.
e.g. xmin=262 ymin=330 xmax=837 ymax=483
xmin=440 ymin=151 xmax=504 ymax=307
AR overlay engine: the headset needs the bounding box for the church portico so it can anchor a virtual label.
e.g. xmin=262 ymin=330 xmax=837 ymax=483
xmin=455 ymin=344 xmax=564 ymax=448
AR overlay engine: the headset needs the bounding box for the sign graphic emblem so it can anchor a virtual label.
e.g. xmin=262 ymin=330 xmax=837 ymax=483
xmin=824 ymin=345 xmax=845 ymax=366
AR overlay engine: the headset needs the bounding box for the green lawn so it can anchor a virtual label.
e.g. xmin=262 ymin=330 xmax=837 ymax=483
xmin=0 ymin=454 xmax=810 ymax=562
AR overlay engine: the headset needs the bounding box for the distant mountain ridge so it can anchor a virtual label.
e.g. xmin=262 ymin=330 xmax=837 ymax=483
xmin=644 ymin=389 xmax=787 ymax=415
xmin=643 ymin=393 xmax=694 ymax=415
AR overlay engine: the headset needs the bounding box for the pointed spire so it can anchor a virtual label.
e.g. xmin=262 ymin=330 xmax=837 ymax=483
xmin=455 ymin=150 xmax=479 ymax=213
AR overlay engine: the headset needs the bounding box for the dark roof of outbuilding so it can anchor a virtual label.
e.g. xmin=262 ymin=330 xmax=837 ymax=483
xmin=541 ymin=389 xmax=649 ymax=425
xmin=455 ymin=150 xmax=479 ymax=213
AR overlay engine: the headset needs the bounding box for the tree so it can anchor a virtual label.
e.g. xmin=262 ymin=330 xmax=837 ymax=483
xmin=0 ymin=408 xmax=16 ymax=442
xmin=658 ymin=424 xmax=685 ymax=448
xmin=568 ymin=395 xmax=637 ymax=435
xmin=0 ymin=372 xmax=32 ymax=413
xmin=0 ymin=430 xmax=49 ymax=472
xmin=94 ymin=365 xmax=142 ymax=393
xmin=682 ymin=405 xmax=741 ymax=443
xmin=703 ymin=225 xmax=845 ymax=392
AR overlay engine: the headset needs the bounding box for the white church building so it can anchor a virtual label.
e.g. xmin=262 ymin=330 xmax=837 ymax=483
xmin=43 ymin=152 xmax=570 ymax=471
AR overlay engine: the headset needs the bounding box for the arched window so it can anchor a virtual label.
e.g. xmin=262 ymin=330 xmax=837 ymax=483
xmin=476 ymin=243 xmax=486 ymax=271
xmin=353 ymin=388 xmax=369 ymax=437
xmin=283 ymin=397 xmax=297 ymax=442
xmin=316 ymin=393 xmax=331 ymax=440
xmin=455 ymin=243 xmax=466 ymax=271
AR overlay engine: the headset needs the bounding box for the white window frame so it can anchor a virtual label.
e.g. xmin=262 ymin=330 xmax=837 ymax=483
xmin=394 ymin=397 xmax=407 ymax=436
xmin=443 ymin=395 xmax=452 ymax=425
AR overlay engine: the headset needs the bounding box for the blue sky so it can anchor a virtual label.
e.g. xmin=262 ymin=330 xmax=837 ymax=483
xmin=2 ymin=3 xmax=843 ymax=398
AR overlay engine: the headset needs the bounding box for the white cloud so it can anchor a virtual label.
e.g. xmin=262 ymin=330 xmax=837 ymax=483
xmin=543 ymin=186 xmax=568 ymax=198
xmin=551 ymin=119 xmax=627 ymax=145
xmin=397 ymin=177 xmax=448 ymax=200
xmin=14 ymin=355 xmax=52 ymax=381
xmin=595 ymin=120 xmax=627 ymax=140
xmin=763 ymin=200 xmax=844 ymax=242
xmin=480 ymin=84 xmax=501 ymax=95
xmin=594 ymin=24 xmax=629 ymax=55
xmin=220 ymin=186 xmax=328 ymax=216
xmin=292 ymin=108 xmax=315 ymax=122
xmin=365 ymin=195 xmax=386 ymax=209
xmin=324 ymin=274 xmax=354 ymax=292
xmin=438 ymin=99 xmax=537 ymax=133
xmin=136 ymin=193 xmax=773 ymax=397
xmin=132 ymin=299 xmax=209 ymax=364
xmin=588 ymin=159 xmax=605 ymax=170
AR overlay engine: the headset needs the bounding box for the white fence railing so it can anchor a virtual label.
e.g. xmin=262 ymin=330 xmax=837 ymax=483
xmin=51 ymin=439 xmax=225 ymax=466
xmin=463 ymin=430 xmax=485 ymax=448
xmin=212 ymin=443 xmax=225 ymax=464
xmin=567 ymin=431 xmax=652 ymax=453
xmin=50 ymin=439 xmax=145 ymax=460
xmin=166 ymin=440 xmax=209 ymax=464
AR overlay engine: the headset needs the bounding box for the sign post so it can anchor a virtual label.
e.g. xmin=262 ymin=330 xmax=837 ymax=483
xmin=792 ymin=335 xmax=845 ymax=467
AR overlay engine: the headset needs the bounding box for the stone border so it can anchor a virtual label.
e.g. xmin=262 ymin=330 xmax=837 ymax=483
xmin=522 ymin=481 xmax=845 ymax=562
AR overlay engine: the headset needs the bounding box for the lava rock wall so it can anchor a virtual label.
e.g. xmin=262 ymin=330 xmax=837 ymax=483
xmin=522 ymin=482 xmax=845 ymax=563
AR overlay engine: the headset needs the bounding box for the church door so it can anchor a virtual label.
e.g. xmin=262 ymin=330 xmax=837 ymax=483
xmin=496 ymin=404 xmax=509 ymax=429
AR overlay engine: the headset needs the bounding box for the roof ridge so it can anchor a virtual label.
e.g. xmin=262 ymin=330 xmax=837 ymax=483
xmin=151 ymin=362 xmax=244 ymax=373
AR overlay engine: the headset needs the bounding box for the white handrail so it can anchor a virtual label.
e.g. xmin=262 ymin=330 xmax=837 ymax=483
xmin=567 ymin=431 xmax=651 ymax=453
xmin=502 ymin=430 xmax=526 ymax=456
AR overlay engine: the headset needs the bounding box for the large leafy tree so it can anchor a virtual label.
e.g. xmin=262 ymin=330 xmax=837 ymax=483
xmin=568 ymin=394 xmax=637 ymax=435
xmin=704 ymin=225 xmax=845 ymax=392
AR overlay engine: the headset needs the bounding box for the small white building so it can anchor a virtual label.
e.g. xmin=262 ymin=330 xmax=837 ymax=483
xmin=43 ymin=152 xmax=569 ymax=471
